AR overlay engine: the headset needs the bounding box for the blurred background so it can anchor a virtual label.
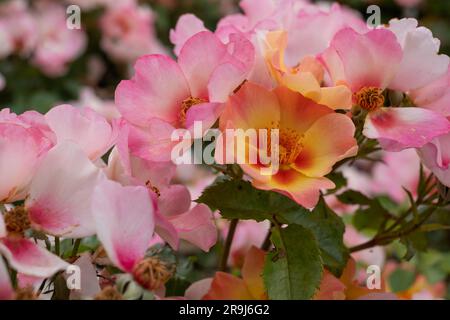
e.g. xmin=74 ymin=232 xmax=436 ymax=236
xmin=0 ymin=0 xmax=449 ymax=299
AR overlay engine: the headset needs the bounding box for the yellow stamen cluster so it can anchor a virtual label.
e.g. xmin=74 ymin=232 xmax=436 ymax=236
xmin=354 ymin=87 xmax=385 ymax=111
xmin=132 ymin=257 xmax=175 ymax=291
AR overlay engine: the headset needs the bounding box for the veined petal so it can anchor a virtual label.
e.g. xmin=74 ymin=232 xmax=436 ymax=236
xmin=293 ymin=113 xmax=357 ymax=177
xmin=253 ymin=170 xmax=335 ymax=209
xmin=364 ymin=107 xmax=450 ymax=151
xmin=46 ymin=104 xmax=117 ymax=160
xmin=329 ymin=28 xmax=403 ymax=91
xmin=274 ymin=86 xmax=333 ymax=134
xmin=0 ymin=237 xmax=68 ymax=278
xmin=92 ymin=178 xmax=155 ymax=273
xmin=220 ymin=82 xmax=280 ymax=131
xmin=115 ymin=55 xmax=190 ymax=127
xmin=26 ymin=142 xmax=101 ymax=238
xmin=169 ymin=204 xmax=217 ymax=252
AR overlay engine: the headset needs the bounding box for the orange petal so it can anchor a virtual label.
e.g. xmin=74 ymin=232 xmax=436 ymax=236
xmin=293 ymin=113 xmax=357 ymax=177
xmin=273 ymin=86 xmax=333 ymax=134
xmin=220 ymin=82 xmax=280 ymax=131
xmin=242 ymin=246 xmax=267 ymax=300
xmin=203 ymin=272 xmax=254 ymax=300
xmin=253 ymin=168 xmax=335 ymax=208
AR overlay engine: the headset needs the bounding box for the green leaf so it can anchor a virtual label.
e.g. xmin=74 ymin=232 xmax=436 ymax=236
xmin=263 ymin=225 xmax=323 ymax=300
xmin=352 ymin=201 xmax=388 ymax=232
xmin=337 ymin=190 xmax=371 ymax=205
xmin=197 ymin=178 xmax=298 ymax=221
xmin=280 ymin=197 xmax=349 ymax=277
xmin=325 ymin=172 xmax=347 ymax=194
xmin=388 ymin=269 xmax=415 ymax=292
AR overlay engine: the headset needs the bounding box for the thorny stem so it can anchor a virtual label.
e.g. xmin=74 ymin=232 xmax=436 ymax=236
xmin=219 ymin=219 xmax=238 ymax=272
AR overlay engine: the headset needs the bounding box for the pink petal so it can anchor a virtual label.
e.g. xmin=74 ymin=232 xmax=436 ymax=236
xmin=0 ymin=258 xmax=14 ymax=300
xmin=115 ymin=55 xmax=190 ymax=127
xmin=185 ymin=278 xmax=213 ymax=300
xmin=185 ymin=102 xmax=224 ymax=131
xmin=329 ymin=28 xmax=403 ymax=91
xmin=0 ymin=237 xmax=68 ymax=278
xmin=154 ymin=210 xmax=179 ymax=250
xmin=26 ymin=142 xmax=101 ymax=238
xmin=418 ymin=133 xmax=450 ymax=187
xmin=158 ymin=185 xmax=191 ymax=218
xmin=389 ymin=19 xmax=449 ymax=92
xmin=0 ymin=214 xmax=5 ymax=238
xmin=68 ymin=253 xmax=101 ymax=299
xmin=45 ymin=104 xmax=117 ymax=160
xmin=127 ymin=118 xmax=180 ymax=162
xmin=364 ymin=107 xmax=450 ymax=151
xmin=169 ymin=204 xmax=217 ymax=252
xmin=178 ymin=31 xmax=254 ymax=101
xmin=0 ymin=123 xmax=49 ymax=202
xmin=411 ymin=66 xmax=450 ymax=117
xmin=92 ymin=178 xmax=155 ymax=273
xmin=170 ymin=14 xmax=207 ymax=56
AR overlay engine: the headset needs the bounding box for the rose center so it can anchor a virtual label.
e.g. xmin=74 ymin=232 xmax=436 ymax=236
xmin=4 ymin=206 xmax=30 ymax=236
xmin=354 ymin=87 xmax=385 ymax=111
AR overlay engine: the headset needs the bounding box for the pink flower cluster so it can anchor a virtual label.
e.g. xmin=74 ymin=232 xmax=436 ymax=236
xmin=1 ymin=0 xmax=450 ymax=299
xmin=0 ymin=0 xmax=86 ymax=77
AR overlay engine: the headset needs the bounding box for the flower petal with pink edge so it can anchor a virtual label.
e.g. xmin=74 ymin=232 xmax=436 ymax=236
xmin=45 ymin=104 xmax=117 ymax=160
xmin=127 ymin=118 xmax=179 ymax=162
xmin=115 ymin=55 xmax=190 ymax=127
xmin=185 ymin=102 xmax=224 ymax=132
xmin=411 ymin=67 xmax=450 ymax=117
xmin=329 ymin=28 xmax=403 ymax=91
xmin=154 ymin=210 xmax=179 ymax=250
xmin=253 ymin=170 xmax=335 ymax=209
xmin=185 ymin=278 xmax=213 ymax=300
xmin=0 ymin=237 xmax=68 ymax=278
xmin=169 ymin=204 xmax=217 ymax=252
xmin=92 ymin=178 xmax=155 ymax=273
xmin=388 ymin=18 xmax=449 ymax=92
xmin=158 ymin=185 xmax=191 ymax=218
xmin=26 ymin=142 xmax=101 ymax=238
xmin=314 ymin=271 xmax=346 ymax=300
xmin=0 ymin=123 xmax=49 ymax=203
xmin=178 ymin=31 xmax=254 ymax=102
xmin=0 ymin=258 xmax=14 ymax=300
xmin=363 ymin=107 xmax=450 ymax=151
xmin=170 ymin=14 xmax=207 ymax=56
xmin=0 ymin=214 xmax=5 ymax=238
xmin=293 ymin=113 xmax=357 ymax=177
xmin=418 ymin=133 xmax=450 ymax=187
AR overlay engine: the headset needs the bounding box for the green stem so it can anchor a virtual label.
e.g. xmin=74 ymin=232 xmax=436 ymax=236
xmin=219 ymin=219 xmax=238 ymax=271
xmin=71 ymin=239 xmax=82 ymax=258
xmin=54 ymin=237 xmax=60 ymax=256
